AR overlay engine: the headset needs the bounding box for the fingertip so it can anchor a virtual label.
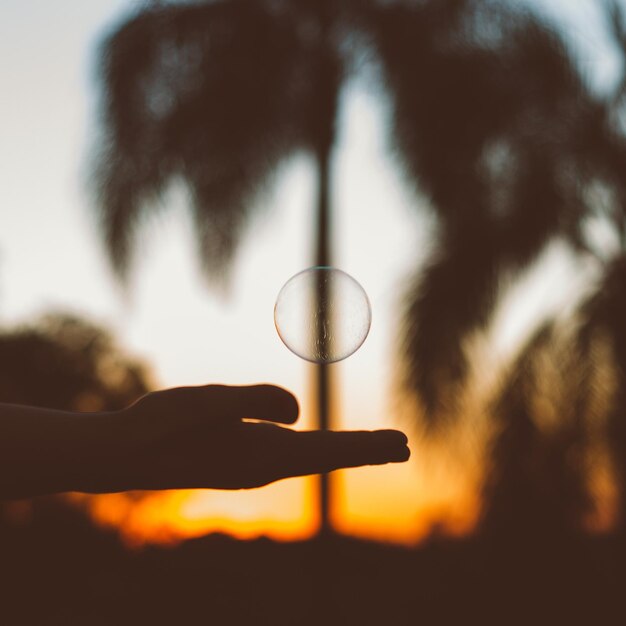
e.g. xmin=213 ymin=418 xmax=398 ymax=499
xmin=391 ymin=443 xmax=411 ymax=463
xmin=364 ymin=429 xmax=411 ymax=464
xmin=237 ymin=384 xmax=299 ymax=424
xmin=376 ymin=429 xmax=409 ymax=446
xmin=273 ymin=385 xmax=299 ymax=424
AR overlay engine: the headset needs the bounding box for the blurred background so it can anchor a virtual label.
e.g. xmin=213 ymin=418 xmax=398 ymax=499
xmin=2 ymin=0 xmax=626 ymax=623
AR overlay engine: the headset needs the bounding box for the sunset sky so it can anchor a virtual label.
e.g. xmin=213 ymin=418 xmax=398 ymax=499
xmin=0 ymin=0 xmax=620 ymax=546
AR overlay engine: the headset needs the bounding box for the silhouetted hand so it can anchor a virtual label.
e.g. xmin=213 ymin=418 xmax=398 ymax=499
xmin=0 ymin=385 xmax=410 ymax=499
xmin=117 ymin=384 xmax=410 ymax=491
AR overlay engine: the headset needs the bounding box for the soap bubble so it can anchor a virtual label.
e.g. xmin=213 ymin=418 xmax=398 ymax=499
xmin=274 ymin=266 xmax=371 ymax=364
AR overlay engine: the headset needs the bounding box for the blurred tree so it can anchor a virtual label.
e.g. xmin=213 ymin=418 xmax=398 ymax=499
xmin=96 ymin=0 xmax=489 ymax=533
xmin=372 ymin=0 xmax=601 ymax=418
xmin=0 ymin=313 xmax=150 ymax=412
xmin=379 ymin=0 xmax=626 ymax=531
xmin=481 ymin=323 xmax=592 ymax=538
xmin=95 ymin=0 xmax=349 ymax=534
xmin=577 ymin=257 xmax=626 ymax=531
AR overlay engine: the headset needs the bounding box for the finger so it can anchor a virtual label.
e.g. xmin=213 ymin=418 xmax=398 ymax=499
xmin=274 ymin=429 xmax=410 ymax=479
xmin=221 ymin=384 xmax=300 ymax=424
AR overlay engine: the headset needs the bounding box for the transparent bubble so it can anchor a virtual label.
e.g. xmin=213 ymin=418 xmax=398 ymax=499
xmin=274 ymin=266 xmax=372 ymax=364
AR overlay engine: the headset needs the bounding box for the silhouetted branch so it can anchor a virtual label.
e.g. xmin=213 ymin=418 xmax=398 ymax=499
xmin=95 ymin=1 xmax=342 ymax=279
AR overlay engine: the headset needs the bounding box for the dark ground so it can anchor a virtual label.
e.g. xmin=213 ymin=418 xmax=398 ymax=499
xmin=1 ymin=498 xmax=624 ymax=626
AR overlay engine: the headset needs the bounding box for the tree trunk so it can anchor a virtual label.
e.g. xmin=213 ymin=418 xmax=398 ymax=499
xmin=313 ymin=0 xmax=339 ymax=536
xmin=315 ymin=139 xmax=333 ymax=535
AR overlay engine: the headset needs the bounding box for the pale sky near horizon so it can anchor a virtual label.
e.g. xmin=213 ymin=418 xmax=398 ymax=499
xmin=0 ymin=0 xmax=621 ymax=543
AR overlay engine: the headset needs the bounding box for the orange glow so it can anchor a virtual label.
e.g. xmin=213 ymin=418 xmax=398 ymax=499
xmin=71 ymin=441 xmax=482 ymax=549
xmin=75 ymin=481 xmax=479 ymax=549
xmin=73 ymin=478 xmax=319 ymax=548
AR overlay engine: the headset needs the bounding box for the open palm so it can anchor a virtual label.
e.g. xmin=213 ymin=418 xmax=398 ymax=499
xmin=118 ymin=384 xmax=410 ymax=491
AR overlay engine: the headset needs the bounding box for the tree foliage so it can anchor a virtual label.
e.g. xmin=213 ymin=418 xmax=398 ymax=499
xmin=0 ymin=313 xmax=150 ymax=412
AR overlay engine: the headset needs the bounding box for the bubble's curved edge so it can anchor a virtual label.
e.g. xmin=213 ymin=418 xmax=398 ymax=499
xmin=273 ymin=329 xmax=371 ymax=365
xmin=273 ymin=265 xmax=373 ymax=364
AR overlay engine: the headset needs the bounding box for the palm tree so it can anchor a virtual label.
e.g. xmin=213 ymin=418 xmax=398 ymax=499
xmin=94 ymin=0 xmax=368 ymax=534
xmin=371 ymin=0 xmax=601 ymax=417
xmin=376 ymin=0 xmax=626 ymax=529
xmin=95 ymin=0 xmax=520 ymax=534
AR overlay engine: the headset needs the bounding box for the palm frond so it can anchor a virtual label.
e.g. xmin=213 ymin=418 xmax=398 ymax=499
xmin=481 ymin=321 xmax=593 ymax=536
xmin=480 ymin=322 xmax=553 ymax=536
xmin=401 ymin=217 xmax=498 ymax=420
xmin=95 ymin=0 xmax=341 ymax=278
xmin=577 ymin=256 xmax=626 ymax=526
xmin=372 ymin=1 xmax=599 ymax=421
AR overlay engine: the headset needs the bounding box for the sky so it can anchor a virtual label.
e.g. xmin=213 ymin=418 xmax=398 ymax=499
xmin=0 ymin=0 xmax=621 ymax=545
